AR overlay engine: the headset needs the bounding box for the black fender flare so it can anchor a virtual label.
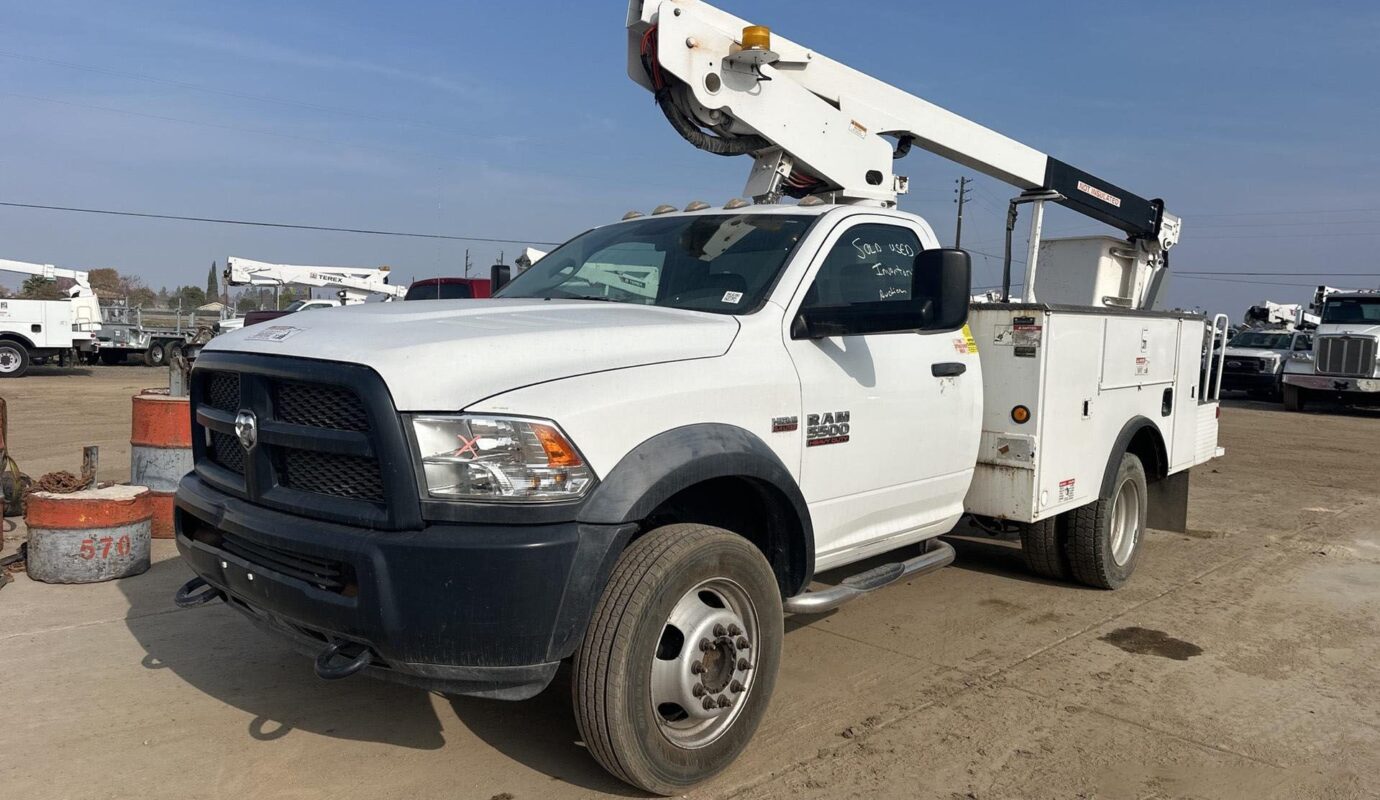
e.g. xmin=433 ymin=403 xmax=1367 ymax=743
xmin=578 ymin=423 xmax=815 ymax=592
xmin=1101 ymin=415 xmax=1168 ymax=497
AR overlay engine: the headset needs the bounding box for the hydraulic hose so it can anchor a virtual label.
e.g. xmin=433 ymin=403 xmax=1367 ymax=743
xmin=654 ymin=87 xmax=771 ymax=157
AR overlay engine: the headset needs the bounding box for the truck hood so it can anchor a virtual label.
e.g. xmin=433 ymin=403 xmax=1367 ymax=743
xmin=203 ymin=299 xmax=740 ymax=410
xmin=1317 ymin=324 xmax=1380 ymax=338
xmin=1223 ymin=346 xmax=1283 ymax=358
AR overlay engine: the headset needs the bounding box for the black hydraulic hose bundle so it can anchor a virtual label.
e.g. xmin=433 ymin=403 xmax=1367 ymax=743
xmin=640 ymin=24 xmax=770 ymax=158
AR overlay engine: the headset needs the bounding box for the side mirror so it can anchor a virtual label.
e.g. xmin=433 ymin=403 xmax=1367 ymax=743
xmin=490 ymin=264 xmax=512 ymax=292
xmin=914 ymin=248 xmax=971 ymax=330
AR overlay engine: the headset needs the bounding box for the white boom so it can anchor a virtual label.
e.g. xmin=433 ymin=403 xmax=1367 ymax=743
xmin=0 ymin=258 xmax=94 ymax=297
xmin=627 ymin=0 xmax=1181 ymax=308
xmin=225 ymin=257 xmax=406 ymax=303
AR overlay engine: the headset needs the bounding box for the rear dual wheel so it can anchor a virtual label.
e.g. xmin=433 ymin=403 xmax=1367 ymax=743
xmin=1021 ymin=452 xmax=1148 ymax=589
xmin=573 ymin=524 xmax=782 ymax=795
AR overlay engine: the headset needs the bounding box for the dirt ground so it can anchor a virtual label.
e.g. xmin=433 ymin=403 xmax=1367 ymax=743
xmin=1 ymin=366 xmax=1378 ymax=800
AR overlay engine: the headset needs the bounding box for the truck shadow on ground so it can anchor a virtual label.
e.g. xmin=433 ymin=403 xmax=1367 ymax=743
xmin=1220 ymin=394 xmax=1380 ymax=418
xmin=120 ymin=556 xmax=650 ymax=794
xmin=120 ymin=529 xmax=1073 ymax=795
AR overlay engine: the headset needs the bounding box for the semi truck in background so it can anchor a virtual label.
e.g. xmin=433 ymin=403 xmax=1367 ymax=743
xmin=1283 ymin=286 xmax=1380 ymax=410
xmin=170 ymin=2 xmax=1224 ymax=793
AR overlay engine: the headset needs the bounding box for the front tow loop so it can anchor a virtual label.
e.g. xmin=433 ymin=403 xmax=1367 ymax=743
xmin=173 ymin=576 xmax=224 ymax=609
xmin=314 ymin=640 xmax=374 ymax=680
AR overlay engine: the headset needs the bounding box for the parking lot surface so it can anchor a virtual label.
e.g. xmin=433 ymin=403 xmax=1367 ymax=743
xmin=1 ymin=369 xmax=1377 ymax=799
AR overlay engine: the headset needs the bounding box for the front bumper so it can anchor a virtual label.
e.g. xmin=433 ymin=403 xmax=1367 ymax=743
xmin=1283 ymin=373 xmax=1380 ymax=395
xmin=1221 ymin=371 xmax=1279 ymax=392
xmin=174 ymin=474 xmax=634 ymax=699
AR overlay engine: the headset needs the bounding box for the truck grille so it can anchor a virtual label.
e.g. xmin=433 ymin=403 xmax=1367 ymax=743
xmin=1224 ymin=356 xmax=1268 ymax=374
xmin=189 ymin=355 xmax=420 ymax=530
xmin=274 ymin=449 xmax=385 ymax=503
xmin=1316 ymin=336 xmax=1377 ymax=378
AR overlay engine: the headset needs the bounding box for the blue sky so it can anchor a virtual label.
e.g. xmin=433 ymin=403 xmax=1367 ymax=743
xmin=2 ymin=0 xmax=1377 ymax=314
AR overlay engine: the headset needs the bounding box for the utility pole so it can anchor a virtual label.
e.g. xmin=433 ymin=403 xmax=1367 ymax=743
xmin=463 ymin=249 xmax=471 ymax=278
xmin=954 ymin=176 xmax=971 ymax=248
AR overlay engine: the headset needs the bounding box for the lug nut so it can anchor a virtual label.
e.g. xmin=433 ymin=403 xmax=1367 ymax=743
xmin=737 ymin=636 xmax=750 ymax=649
xmin=691 ymin=660 xmax=705 ymax=675
xmin=699 ymin=638 xmax=713 ymax=652
xmin=738 ymin=658 xmax=752 ymax=671
xmin=693 ymin=684 xmax=706 ymax=698
xmin=713 ymin=623 xmax=727 ymax=637
xmin=702 ymin=697 xmax=717 ymax=711
xmin=730 ymin=680 xmax=745 ymax=693
xmin=728 ymin=624 xmax=742 ymax=636
xmin=717 ymin=695 xmax=733 ymax=708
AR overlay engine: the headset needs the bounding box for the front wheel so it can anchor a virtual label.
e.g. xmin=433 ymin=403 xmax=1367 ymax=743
xmin=572 ymin=524 xmax=783 ymax=795
xmin=1282 ymin=383 xmax=1306 ymax=412
xmin=1067 ymin=453 xmax=1148 ymax=589
xmin=0 ymin=341 xmax=29 ymax=378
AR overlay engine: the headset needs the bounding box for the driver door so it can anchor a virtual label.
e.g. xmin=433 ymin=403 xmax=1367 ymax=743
xmin=783 ymin=217 xmax=980 ymax=567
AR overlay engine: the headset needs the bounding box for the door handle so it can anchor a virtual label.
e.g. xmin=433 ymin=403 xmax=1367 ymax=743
xmin=931 ymin=362 xmax=967 ymax=377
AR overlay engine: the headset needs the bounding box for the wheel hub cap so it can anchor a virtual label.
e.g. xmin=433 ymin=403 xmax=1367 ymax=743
xmin=650 ymin=579 xmax=758 ymax=749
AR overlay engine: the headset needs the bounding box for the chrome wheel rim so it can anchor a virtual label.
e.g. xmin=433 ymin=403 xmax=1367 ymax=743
xmin=0 ymin=347 xmax=19 ymax=373
xmin=650 ymin=577 xmax=759 ymax=749
xmin=1109 ymin=477 xmax=1143 ymax=566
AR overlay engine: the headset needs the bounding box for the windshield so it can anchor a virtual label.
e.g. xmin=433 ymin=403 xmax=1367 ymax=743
xmin=405 ymin=282 xmax=474 ymax=301
xmin=494 ymin=214 xmax=813 ymax=314
xmin=1322 ymin=296 xmax=1380 ymax=325
xmin=1229 ymin=331 xmax=1293 ymax=349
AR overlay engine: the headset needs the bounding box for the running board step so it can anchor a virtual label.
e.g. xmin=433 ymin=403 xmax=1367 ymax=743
xmin=784 ymin=540 xmax=955 ymax=615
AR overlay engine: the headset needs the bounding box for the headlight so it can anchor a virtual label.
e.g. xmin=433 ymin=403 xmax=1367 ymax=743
xmin=411 ymin=415 xmax=594 ymax=502
xmin=1290 ymin=351 xmax=1313 ymax=362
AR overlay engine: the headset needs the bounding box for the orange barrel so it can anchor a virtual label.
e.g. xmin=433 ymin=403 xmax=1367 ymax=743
xmin=130 ymin=390 xmax=192 ymax=539
xmin=26 ymin=485 xmax=152 ymax=583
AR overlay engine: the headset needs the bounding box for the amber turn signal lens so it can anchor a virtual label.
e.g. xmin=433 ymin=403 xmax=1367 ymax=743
xmin=1011 ymin=405 xmax=1031 ymax=424
xmin=533 ymin=423 xmax=583 ymax=467
xmin=741 ymin=25 xmax=771 ymax=51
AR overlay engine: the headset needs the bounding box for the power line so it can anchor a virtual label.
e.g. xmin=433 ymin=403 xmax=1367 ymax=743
xmin=0 ymin=201 xmax=561 ymax=246
xmin=1178 ymin=270 xmax=1380 ymax=277
xmin=1174 ymin=275 xmax=1352 ymax=288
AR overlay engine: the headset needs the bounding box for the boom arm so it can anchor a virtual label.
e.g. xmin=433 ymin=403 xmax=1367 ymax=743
xmin=626 ymin=1 xmax=1178 ymax=250
xmin=225 ymin=257 xmax=406 ymax=302
xmin=0 ymin=258 xmax=94 ymax=297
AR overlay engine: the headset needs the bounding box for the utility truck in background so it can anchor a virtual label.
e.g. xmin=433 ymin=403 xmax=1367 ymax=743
xmin=171 ymin=3 xmax=1224 ymax=793
xmin=222 ymin=257 xmax=406 ymax=329
xmin=1282 ymin=285 xmax=1380 ymax=411
xmin=0 ymin=258 xmax=101 ymax=377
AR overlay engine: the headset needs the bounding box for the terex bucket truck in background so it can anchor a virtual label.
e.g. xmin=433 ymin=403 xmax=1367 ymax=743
xmin=0 ymin=258 xmax=102 ymax=377
xmin=221 ymin=257 xmax=407 ymax=330
xmin=171 ymin=2 xmax=1224 ymax=793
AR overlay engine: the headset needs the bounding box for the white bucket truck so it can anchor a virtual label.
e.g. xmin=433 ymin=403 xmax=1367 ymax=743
xmin=171 ymin=2 xmax=1225 ymax=793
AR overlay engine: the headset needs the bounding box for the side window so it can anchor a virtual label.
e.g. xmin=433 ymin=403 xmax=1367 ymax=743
xmin=1294 ymin=335 xmax=1312 ymax=352
xmin=801 ymin=224 xmax=920 ymax=310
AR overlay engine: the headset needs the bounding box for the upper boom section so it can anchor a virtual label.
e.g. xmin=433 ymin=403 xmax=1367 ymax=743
xmin=225 ymin=257 xmax=406 ymax=300
xmin=627 ymin=0 xmax=1177 ymax=247
xmin=0 ymin=258 xmax=94 ymax=296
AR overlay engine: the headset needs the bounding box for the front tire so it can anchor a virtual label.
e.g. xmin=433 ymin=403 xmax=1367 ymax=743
xmin=1282 ymin=383 xmax=1306 ymax=412
xmin=0 ymin=341 xmax=29 ymax=377
xmin=572 ymin=524 xmax=783 ymax=795
xmin=1067 ymin=453 xmax=1148 ymax=589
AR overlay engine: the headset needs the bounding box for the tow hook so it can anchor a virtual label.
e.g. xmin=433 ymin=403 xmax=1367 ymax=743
xmin=314 ymin=640 xmax=374 ymax=680
xmin=173 ymin=576 xmax=224 ymax=608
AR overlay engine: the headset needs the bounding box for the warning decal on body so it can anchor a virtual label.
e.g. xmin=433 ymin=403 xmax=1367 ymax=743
xmin=1058 ymin=478 xmax=1076 ymax=503
xmin=247 ymin=325 xmax=304 ymax=343
xmin=1135 ymin=356 xmax=1150 ymax=376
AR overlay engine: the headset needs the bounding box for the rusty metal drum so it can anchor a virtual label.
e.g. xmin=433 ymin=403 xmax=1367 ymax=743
xmin=25 ymin=484 xmax=153 ymax=583
xmin=130 ymin=390 xmax=192 ymax=539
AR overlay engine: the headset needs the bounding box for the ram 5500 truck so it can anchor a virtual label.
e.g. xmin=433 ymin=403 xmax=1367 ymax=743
xmin=172 ymin=2 xmax=1224 ymax=793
